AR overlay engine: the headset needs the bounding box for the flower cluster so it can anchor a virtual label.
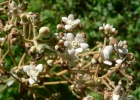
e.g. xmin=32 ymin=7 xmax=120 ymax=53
xmin=0 ymin=1 xmax=137 ymax=100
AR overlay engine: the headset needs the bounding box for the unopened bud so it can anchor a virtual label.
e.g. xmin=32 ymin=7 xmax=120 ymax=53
xmin=47 ymin=60 xmax=53 ymax=66
xmin=99 ymin=27 xmax=103 ymax=31
xmin=30 ymin=46 xmax=36 ymax=53
xmin=55 ymin=45 xmax=59 ymax=50
xmin=91 ymin=59 xmax=97 ymax=64
xmin=38 ymin=27 xmax=50 ymax=38
xmin=57 ymin=24 xmax=64 ymax=29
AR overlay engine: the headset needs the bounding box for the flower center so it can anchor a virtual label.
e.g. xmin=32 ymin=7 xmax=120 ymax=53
xmin=71 ymin=41 xmax=79 ymax=48
xmin=67 ymin=20 xmax=74 ymax=25
xmin=28 ymin=69 xmax=39 ymax=78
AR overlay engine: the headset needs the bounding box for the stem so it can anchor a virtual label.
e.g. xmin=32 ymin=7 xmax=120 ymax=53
xmin=95 ymin=64 xmax=100 ymax=77
xmin=8 ymin=71 xmax=48 ymax=99
xmin=0 ymin=50 xmax=9 ymax=62
xmin=102 ymin=79 xmax=112 ymax=90
xmin=23 ymin=24 xmax=28 ymax=38
xmin=8 ymin=40 xmax=17 ymax=66
xmin=33 ymin=26 xmax=37 ymax=38
xmin=78 ymin=51 xmax=98 ymax=56
xmin=119 ymin=70 xmax=133 ymax=80
xmin=103 ymin=37 xmax=107 ymax=49
xmin=22 ymin=38 xmax=33 ymax=44
xmin=0 ymin=1 xmax=9 ymax=5
xmin=105 ymin=77 xmax=115 ymax=88
xmin=28 ymin=24 xmax=32 ymax=39
xmin=18 ymin=51 xmax=27 ymax=69
xmin=29 ymin=81 xmax=68 ymax=87
xmin=22 ymin=70 xmax=68 ymax=83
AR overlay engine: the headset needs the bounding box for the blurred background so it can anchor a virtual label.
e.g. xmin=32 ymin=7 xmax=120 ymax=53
xmin=0 ymin=0 xmax=140 ymax=99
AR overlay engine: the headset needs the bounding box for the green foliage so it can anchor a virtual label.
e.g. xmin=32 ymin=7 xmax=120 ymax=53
xmin=0 ymin=0 xmax=140 ymax=99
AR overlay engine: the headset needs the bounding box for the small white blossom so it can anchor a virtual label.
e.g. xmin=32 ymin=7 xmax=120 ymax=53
xmin=100 ymin=45 xmax=113 ymax=66
xmin=8 ymin=0 xmax=22 ymax=17
xmin=64 ymin=33 xmax=89 ymax=54
xmin=23 ymin=64 xmax=43 ymax=84
xmin=75 ymin=74 xmax=91 ymax=88
xmin=114 ymin=41 xmax=128 ymax=59
xmin=60 ymin=50 xmax=77 ymax=66
xmin=112 ymin=85 xmax=121 ymax=100
xmin=62 ymin=14 xmax=81 ymax=30
xmin=115 ymin=59 xmax=125 ymax=68
xmin=99 ymin=23 xmax=116 ymax=33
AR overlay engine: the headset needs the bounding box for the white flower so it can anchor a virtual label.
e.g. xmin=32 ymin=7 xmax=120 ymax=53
xmin=112 ymin=85 xmax=121 ymax=100
xmin=8 ymin=0 xmax=22 ymax=17
xmin=75 ymin=74 xmax=91 ymax=88
xmin=62 ymin=14 xmax=81 ymax=30
xmin=115 ymin=59 xmax=125 ymax=68
xmin=99 ymin=23 xmax=116 ymax=33
xmin=114 ymin=41 xmax=128 ymax=59
xmin=64 ymin=33 xmax=89 ymax=54
xmin=23 ymin=64 xmax=43 ymax=84
xmin=100 ymin=45 xmax=113 ymax=66
xmin=60 ymin=50 xmax=77 ymax=66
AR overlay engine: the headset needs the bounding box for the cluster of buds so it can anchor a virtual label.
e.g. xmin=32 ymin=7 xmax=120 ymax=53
xmin=8 ymin=28 xmax=21 ymax=45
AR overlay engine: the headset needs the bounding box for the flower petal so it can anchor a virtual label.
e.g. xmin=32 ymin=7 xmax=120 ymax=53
xmin=80 ymin=43 xmax=89 ymax=49
xmin=116 ymin=59 xmax=123 ymax=64
xmin=103 ymin=60 xmax=112 ymax=66
xmin=104 ymin=46 xmax=113 ymax=54
xmin=75 ymin=48 xmax=83 ymax=53
xmin=29 ymin=64 xmax=36 ymax=69
xmin=75 ymin=33 xmax=84 ymax=43
xmin=74 ymin=19 xmax=81 ymax=25
xmin=62 ymin=17 xmax=68 ymax=23
xmin=118 ymin=41 xmax=123 ymax=47
xmin=121 ymin=48 xmax=128 ymax=54
xmin=66 ymin=33 xmax=74 ymax=41
xmin=112 ymin=94 xmax=120 ymax=100
xmin=114 ymin=44 xmax=118 ymax=51
xmin=68 ymin=14 xmax=74 ymax=20
xmin=65 ymin=25 xmax=72 ymax=30
xmin=64 ymin=41 xmax=70 ymax=47
xmin=102 ymin=46 xmax=113 ymax=60
xmin=113 ymin=85 xmax=121 ymax=94
xmin=36 ymin=64 xmax=43 ymax=72
xmin=68 ymin=48 xmax=75 ymax=55
xmin=23 ymin=65 xmax=30 ymax=72
xmin=29 ymin=77 xmax=37 ymax=84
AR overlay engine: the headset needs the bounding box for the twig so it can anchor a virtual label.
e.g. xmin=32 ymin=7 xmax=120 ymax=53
xmin=18 ymin=51 xmax=27 ymax=69
xmin=29 ymin=81 xmax=68 ymax=87
xmin=0 ymin=1 xmax=9 ymax=5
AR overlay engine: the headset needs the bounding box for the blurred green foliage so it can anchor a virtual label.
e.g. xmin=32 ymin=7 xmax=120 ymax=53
xmin=0 ymin=0 xmax=140 ymax=99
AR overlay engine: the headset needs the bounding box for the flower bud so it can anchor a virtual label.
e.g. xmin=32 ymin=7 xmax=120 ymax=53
xmin=47 ymin=60 xmax=53 ymax=66
xmin=91 ymin=59 xmax=97 ymax=64
xmin=20 ymin=13 xmax=28 ymax=23
xmin=30 ymin=46 xmax=36 ymax=53
xmin=37 ymin=46 xmax=44 ymax=54
xmin=99 ymin=27 xmax=103 ymax=31
xmin=57 ymin=24 xmax=64 ymax=29
xmin=38 ymin=27 xmax=50 ymax=38
xmin=55 ymin=45 xmax=59 ymax=50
